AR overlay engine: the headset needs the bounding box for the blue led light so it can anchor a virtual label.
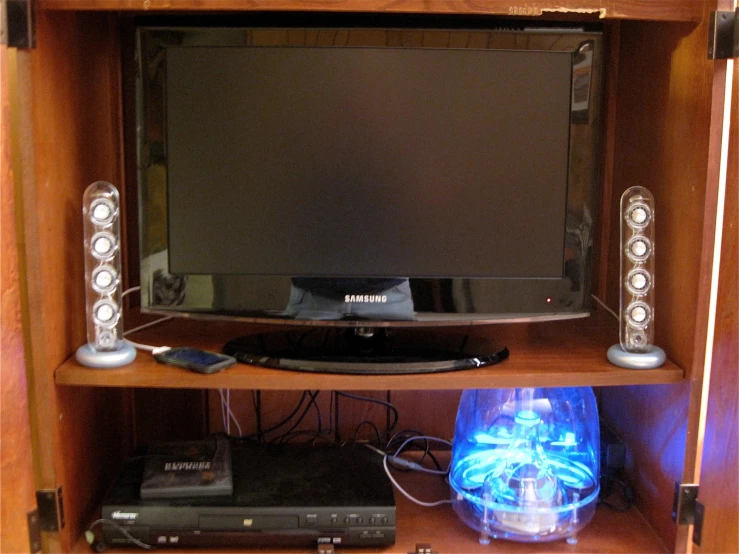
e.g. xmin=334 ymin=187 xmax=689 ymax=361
xmin=450 ymin=387 xmax=600 ymax=544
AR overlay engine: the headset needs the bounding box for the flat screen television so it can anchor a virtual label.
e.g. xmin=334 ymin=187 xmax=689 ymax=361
xmin=136 ymin=18 xmax=603 ymax=373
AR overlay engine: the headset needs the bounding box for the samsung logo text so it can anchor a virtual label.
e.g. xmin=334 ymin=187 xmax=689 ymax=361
xmin=344 ymin=295 xmax=388 ymax=303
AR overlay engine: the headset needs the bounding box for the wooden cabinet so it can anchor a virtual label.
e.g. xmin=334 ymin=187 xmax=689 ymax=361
xmin=4 ymin=1 xmax=736 ymax=553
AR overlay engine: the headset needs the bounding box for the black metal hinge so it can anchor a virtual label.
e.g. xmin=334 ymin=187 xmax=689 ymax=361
xmin=0 ymin=0 xmax=35 ymax=49
xmin=27 ymin=509 xmax=41 ymax=553
xmin=36 ymin=487 xmax=65 ymax=533
xmin=672 ymin=482 xmax=705 ymax=547
xmin=708 ymin=9 xmax=739 ymax=60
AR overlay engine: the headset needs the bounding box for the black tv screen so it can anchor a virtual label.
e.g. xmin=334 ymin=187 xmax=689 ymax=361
xmin=137 ymin=22 xmax=602 ymax=325
xmin=166 ymin=46 xmax=570 ymax=279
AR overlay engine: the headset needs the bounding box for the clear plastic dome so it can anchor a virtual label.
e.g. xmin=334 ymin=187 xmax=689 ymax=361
xmin=450 ymin=387 xmax=600 ymax=544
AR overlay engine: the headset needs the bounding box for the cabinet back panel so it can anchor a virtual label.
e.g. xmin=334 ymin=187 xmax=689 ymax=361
xmin=607 ymin=18 xmax=714 ymax=375
xmin=206 ymin=390 xmax=460 ymax=444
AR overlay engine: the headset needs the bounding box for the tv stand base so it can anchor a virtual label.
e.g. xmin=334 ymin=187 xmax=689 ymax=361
xmin=223 ymin=328 xmax=508 ymax=375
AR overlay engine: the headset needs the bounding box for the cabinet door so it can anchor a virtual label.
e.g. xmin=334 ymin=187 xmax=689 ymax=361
xmin=693 ymin=56 xmax=738 ymax=554
xmin=1 ymin=44 xmax=40 ymax=553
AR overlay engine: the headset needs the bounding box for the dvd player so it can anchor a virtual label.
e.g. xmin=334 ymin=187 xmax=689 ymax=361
xmin=101 ymin=441 xmax=396 ymax=549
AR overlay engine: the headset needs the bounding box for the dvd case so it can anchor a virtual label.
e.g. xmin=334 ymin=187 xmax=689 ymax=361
xmin=140 ymin=436 xmax=233 ymax=499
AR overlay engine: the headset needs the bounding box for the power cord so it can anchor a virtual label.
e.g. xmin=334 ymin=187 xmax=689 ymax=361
xmin=364 ymin=436 xmax=453 ymax=508
xmin=86 ymin=518 xmax=153 ymax=551
xmin=218 ymin=389 xmax=243 ymax=437
xmin=336 ymin=391 xmax=399 ymax=441
xmin=119 ymin=286 xmax=173 ymax=354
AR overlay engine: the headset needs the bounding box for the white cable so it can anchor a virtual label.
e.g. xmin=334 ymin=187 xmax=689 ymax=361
xmin=219 ymin=390 xmax=229 ymax=432
xmin=230 ymin=396 xmax=243 ymax=436
xmin=123 ymin=316 xmax=174 ymax=337
xmin=124 ymin=339 xmax=171 ymax=355
xmin=121 ymin=286 xmax=141 ymax=299
xmin=392 ymin=435 xmax=452 ymax=454
xmin=390 ymin=435 xmax=452 ymax=475
xmin=88 ymin=518 xmax=152 ymax=550
xmin=118 ymin=288 xmax=173 ymax=356
xmin=383 ymin=455 xmax=452 ymax=507
xmin=218 ymin=389 xmax=243 ymax=437
xmin=591 ymin=294 xmax=619 ymax=322
xmin=227 ymin=390 xmax=231 ymax=435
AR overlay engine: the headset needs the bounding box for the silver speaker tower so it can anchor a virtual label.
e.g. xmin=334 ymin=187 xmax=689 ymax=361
xmin=607 ymin=186 xmax=665 ymax=369
xmin=75 ymin=181 xmax=136 ymax=368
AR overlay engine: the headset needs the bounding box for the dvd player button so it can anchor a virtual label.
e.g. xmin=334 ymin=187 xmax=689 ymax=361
xmin=360 ymin=531 xmax=386 ymax=540
xmin=370 ymin=517 xmax=376 ymax=524
xmin=330 ymin=516 xmax=338 ymax=525
xmin=357 ymin=517 xmax=363 ymax=524
xmin=382 ymin=517 xmax=388 ymax=524
xmin=344 ymin=517 xmax=350 ymax=523
xmin=306 ymin=515 xmax=318 ymax=527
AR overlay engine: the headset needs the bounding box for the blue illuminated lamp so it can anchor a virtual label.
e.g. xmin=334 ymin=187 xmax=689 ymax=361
xmin=450 ymin=387 xmax=600 ymax=544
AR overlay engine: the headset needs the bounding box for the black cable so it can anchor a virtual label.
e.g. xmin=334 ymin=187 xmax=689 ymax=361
xmin=336 ymin=391 xmax=399 ymax=438
xmin=334 ymin=390 xmax=341 ymax=444
xmin=328 ymin=391 xmax=334 ymax=440
xmin=246 ymin=391 xmax=308 ymax=440
xmin=351 ymin=420 xmax=383 ymax=446
xmin=385 ymin=390 xmax=392 ymax=441
xmin=386 ymin=430 xmax=443 ymax=471
xmin=313 ymin=390 xmax=322 ymax=435
xmin=254 ymin=390 xmax=263 ymax=443
xmin=273 ymin=429 xmax=335 ymax=445
xmin=273 ymin=391 xmax=321 ymax=444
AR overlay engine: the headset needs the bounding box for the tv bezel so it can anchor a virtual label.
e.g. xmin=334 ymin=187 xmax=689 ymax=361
xmin=136 ymin=20 xmax=603 ymax=328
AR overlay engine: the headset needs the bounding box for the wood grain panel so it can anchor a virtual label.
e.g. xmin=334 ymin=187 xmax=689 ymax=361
xmin=0 ymin=46 xmax=39 ymax=554
xmin=133 ymin=389 xmax=208 ymax=446
xmin=694 ymin=59 xmax=738 ymax=554
xmin=601 ymin=381 xmax=691 ymax=551
xmin=605 ymin=18 xmax=714 ymax=375
xmin=390 ymin=390 xmax=460 ymax=441
xmin=204 ymin=389 xmax=460 ymax=447
xmin=56 ymin=307 xmax=683 ymax=390
xmin=207 ymin=390 xmax=334 ymax=444
xmin=36 ymin=0 xmax=702 ymax=22
xmin=18 ymin=11 xmax=132 ymax=551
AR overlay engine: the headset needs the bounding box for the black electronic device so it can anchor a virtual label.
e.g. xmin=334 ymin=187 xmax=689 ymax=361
xmin=153 ymin=347 xmax=236 ymax=374
xmin=136 ymin=18 xmax=603 ymax=372
xmin=100 ymin=441 xmax=396 ymax=549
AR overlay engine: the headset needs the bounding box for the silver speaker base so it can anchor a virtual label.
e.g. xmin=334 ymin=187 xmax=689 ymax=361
xmin=607 ymin=344 xmax=666 ymax=369
xmin=76 ymin=342 xmax=137 ymax=368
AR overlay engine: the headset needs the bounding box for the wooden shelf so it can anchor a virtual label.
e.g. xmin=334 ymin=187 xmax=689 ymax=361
xmin=37 ymin=0 xmax=702 ymax=22
xmin=71 ymin=467 xmax=668 ymax=553
xmin=55 ymin=307 xmax=683 ymax=390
